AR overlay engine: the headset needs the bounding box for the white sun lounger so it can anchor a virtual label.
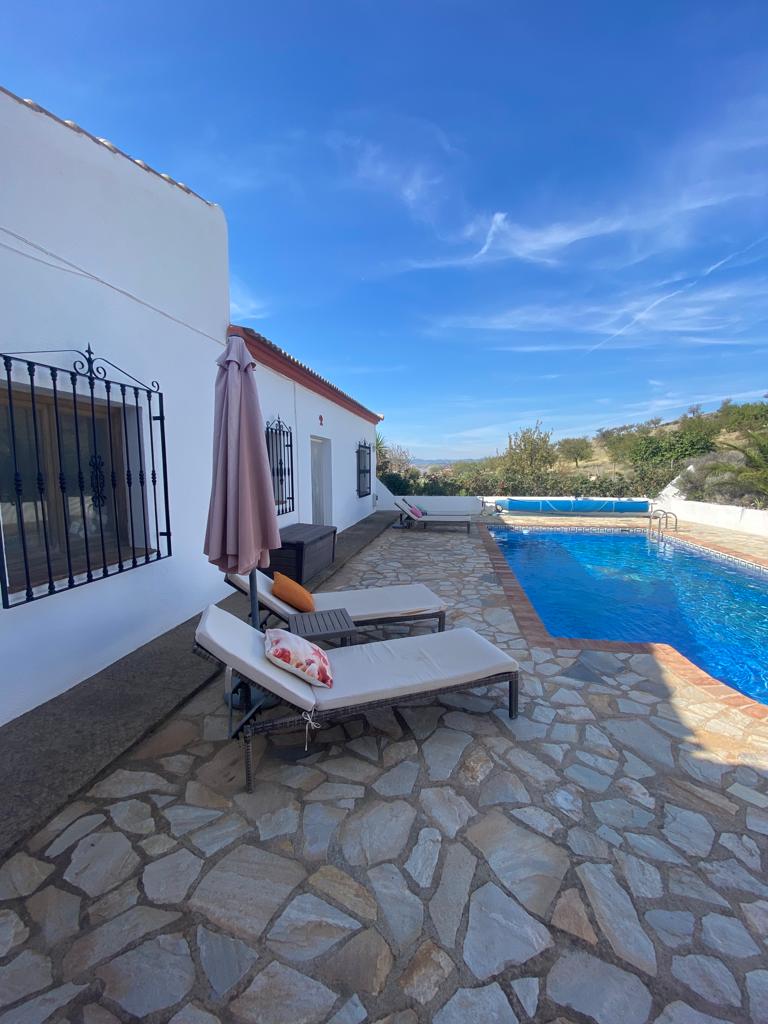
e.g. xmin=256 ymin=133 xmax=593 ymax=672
xmin=226 ymin=569 xmax=447 ymax=632
xmin=394 ymin=497 xmax=472 ymax=533
xmin=195 ymin=604 xmax=519 ymax=790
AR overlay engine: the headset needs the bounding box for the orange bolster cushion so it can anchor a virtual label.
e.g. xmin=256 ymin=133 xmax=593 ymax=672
xmin=271 ymin=572 xmax=315 ymax=613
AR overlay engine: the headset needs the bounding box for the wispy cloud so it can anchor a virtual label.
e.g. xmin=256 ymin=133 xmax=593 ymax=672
xmin=229 ymin=277 xmax=269 ymax=323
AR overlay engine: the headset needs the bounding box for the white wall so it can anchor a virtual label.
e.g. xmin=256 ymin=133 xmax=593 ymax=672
xmin=0 ymin=92 xmax=231 ymax=724
xmin=255 ymin=362 xmax=377 ymax=534
xmin=656 ymin=494 xmax=768 ymax=537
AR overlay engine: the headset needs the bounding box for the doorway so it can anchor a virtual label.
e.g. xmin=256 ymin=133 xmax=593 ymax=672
xmin=310 ymin=436 xmax=333 ymax=525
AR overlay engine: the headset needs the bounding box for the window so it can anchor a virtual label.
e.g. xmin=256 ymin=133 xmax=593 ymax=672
xmin=265 ymin=416 xmax=295 ymax=514
xmin=356 ymin=441 xmax=372 ymax=497
xmin=0 ymin=346 xmax=171 ymax=608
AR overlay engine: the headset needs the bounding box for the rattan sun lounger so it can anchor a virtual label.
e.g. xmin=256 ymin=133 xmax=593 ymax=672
xmin=195 ymin=604 xmax=519 ymax=791
xmin=226 ymin=570 xmax=447 ymax=632
xmin=393 ymin=498 xmax=471 ymax=533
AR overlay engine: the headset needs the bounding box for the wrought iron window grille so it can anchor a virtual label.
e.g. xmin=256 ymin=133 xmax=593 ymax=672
xmin=356 ymin=440 xmax=372 ymax=497
xmin=0 ymin=344 xmax=171 ymax=608
xmin=265 ymin=416 xmax=295 ymax=515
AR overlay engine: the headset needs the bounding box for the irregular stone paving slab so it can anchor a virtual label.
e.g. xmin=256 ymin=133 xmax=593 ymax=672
xmin=26 ymin=885 xmax=80 ymax=946
xmin=669 ymin=868 xmax=729 ymax=909
xmin=108 ymin=799 xmax=154 ymax=835
xmin=309 ymin=866 xmax=377 ymax=922
xmin=433 ymin=982 xmax=519 ymax=1024
xmin=267 ymin=893 xmax=360 ymax=961
xmin=577 ymin=862 xmax=656 ymax=975
xmin=197 ymin=924 xmax=257 ymax=998
xmin=512 ymin=806 xmax=562 ymax=836
xmin=463 ymin=882 xmax=552 ymax=979
xmin=234 ymin=784 xmax=300 ymax=840
xmin=325 ymin=927 xmax=393 ymax=996
xmin=88 ymin=878 xmax=139 ymax=925
xmin=304 ymin=783 xmax=365 ymax=802
xmin=671 ymin=955 xmax=741 ymax=1008
xmin=567 ymin=826 xmax=609 ymax=859
xmin=131 ymin=718 xmax=199 ymax=759
xmin=701 ymin=912 xmax=760 ymax=958
xmin=45 ymin=813 xmax=105 ymax=857
xmin=163 ymin=804 xmax=224 ymax=838
xmin=405 ymin=828 xmax=442 ymax=887
xmin=185 ymin=780 xmax=231 ymax=810
xmin=189 ymin=846 xmax=305 ymax=943
xmin=504 ymin=748 xmax=559 ymax=786
xmin=645 ymin=910 xmax=695 ymax=949
xmin=382 ymin=738 xmax=419 ymax=767
xmin=429 ymin=842 xmax=476 ymax=947
xmin=653 ymin=1002 xmax=733 ymax=1024
xmin=604 ymin=719 xmax=674 ymax=767
xmin=231 ymin=960 xmax=337 ymax=1024
xmin=443 ymin=710 xmax=498 ymax=736
xmin=547 ymin=949 xmax=652 ymax=1024
xmin=511 ymin=977 xmax=539 ymax=1018
xmin=373 ymin=760 xmax=419 ymax=796
xmin=747 ymin=970 xmax=768 ymax=1024
xmin=458 ymin=746 xmax=495 ymax=784
xmin=63 ymin=831 xmax=139 ymax=897
xmin=301 ymin=803 xmax=347 ymax=860
xmin=551 ymin=887 xmax=597 ymax=944
xmin=368 ymin=863 xmax=423 ymax=952
xmin=615 ymin=852 xmax=663 ymax=899
xmin=423 ymin=729 xmax=472 ymax=780
xmin=143 ymin=848 xmax=202 ymax=903
xmin=0 ymin=908 xmax=29 ymax=956
xmin=626 ymin=832 xmax=686 ymax=864
xmin=741 ymin=899 xmax=768 ymax=940
xmin=323 ymin=756 xmax=380 ymax=783
xmin=702 ymin=858 xmax=768 ymax=898
xmin=97 ymin=932 xmax=195 ymax=1017
xmin=592 ymin=798 xmax=654 ymax=830
xmin=0 ymin=852 xmax=53 ymax=900
xmin=190 ymin=814 xmax=251 ymax=856
xmin=401 ymin=706 xmax=444 ymax=740
xmin=328 ymin=994 xmax=367 ymax=1024
xmin=88 ymin=768 xmax=176 ymax=798
xmin=341 ymin=799 xmax=416 ymax=866
xmin=0 ymin=949 xmax=52 ymax=1008
xmin=565 ymin=764 xmax=612 ymax=792
xmin=168 ymin=1004 xmax=221 ymax=1024
xmin=400 ymin=940 xmax=454 ymax=1004
xmin=663 ymin=805 xmax=715 ymax=857
xmin=0 ymin=982 xmax=87 ymax=1024
xmin=27 ymin=800 xmax=94 ymax=853
xmin=347 ymin=736 xmax=379 ymax=762
xmin=719 ymin=832 xmax=761 ymax=870
xmin=420 ymin=787 xmax=475 ymax=837
xmin=63 ymin=905 xmax=179 ymax=977
xmin=466 ymin=810 xmax=568 ymax=915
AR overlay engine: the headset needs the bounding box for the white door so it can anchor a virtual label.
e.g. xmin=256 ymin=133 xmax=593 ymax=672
xmin=311 ymin=437 xmax=332 ymax=525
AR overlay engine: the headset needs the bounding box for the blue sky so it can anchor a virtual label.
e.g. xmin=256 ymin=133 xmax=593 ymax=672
xmin=3 ymin=2 xmax=768 ymax=458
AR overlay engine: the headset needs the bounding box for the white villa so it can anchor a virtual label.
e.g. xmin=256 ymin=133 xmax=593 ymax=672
xmin=0 ymin=86 xmax=380 ymax=726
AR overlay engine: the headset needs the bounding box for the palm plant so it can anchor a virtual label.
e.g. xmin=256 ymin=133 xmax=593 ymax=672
xmin=375 ymin=431 xmax=389 ymax=474
xmin=702 ymin=430 xmax=768 ymax=503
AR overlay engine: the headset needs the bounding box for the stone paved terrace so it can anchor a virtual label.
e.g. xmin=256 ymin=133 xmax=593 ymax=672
xmin=1 ymin=521 xmax=767 ymax=1024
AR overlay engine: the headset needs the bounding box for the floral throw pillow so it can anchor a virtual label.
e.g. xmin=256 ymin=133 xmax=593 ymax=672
xmin=264 ymin=629 xmax=333 ymax=688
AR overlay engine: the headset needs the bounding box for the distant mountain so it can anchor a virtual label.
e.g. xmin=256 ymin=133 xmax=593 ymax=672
xmin=410 ymin=457 xmax=468 ymax=468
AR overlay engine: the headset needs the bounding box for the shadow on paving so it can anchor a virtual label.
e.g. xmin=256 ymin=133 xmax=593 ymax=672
xmin=0 ymin=510 xmax=398 ymax=858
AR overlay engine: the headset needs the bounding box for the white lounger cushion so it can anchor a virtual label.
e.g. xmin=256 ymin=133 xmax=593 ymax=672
xmin=393 ymin=498 xmax=470 ymax=523
xmin=227 ymin=572 xmax=446 ymax=622
xmin=196 ymin=604 xmax=317 ymax=711
xmin=196 ymin=605 xmax=517 ymax=716
xmin=316 ymin=627 xmax=515 ymax=710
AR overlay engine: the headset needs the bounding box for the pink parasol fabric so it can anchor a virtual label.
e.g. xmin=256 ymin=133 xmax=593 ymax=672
xmin=204 ymin=335 xmax=281 ymax=574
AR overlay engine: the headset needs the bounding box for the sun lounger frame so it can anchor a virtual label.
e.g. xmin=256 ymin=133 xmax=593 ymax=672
xmin=194 ymin=641 xmax=517 ymax=792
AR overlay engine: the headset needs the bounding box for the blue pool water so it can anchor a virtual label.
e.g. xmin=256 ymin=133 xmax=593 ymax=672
xmin=490 ymin=528 xmax=768 ymax=702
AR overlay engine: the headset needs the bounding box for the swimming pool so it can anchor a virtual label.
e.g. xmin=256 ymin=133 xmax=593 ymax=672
xmin=489 ymin=527 xmax=768 ymax=703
